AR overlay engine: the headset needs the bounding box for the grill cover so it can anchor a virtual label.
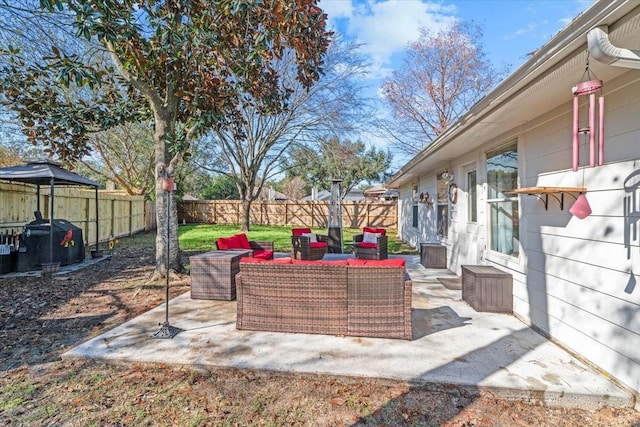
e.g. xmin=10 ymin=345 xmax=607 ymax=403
xmin=16 ymin=218 xmax=85 ymax=271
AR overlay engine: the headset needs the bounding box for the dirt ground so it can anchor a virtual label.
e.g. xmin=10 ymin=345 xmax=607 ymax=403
xmin=1 ymin=231 xmax=639 ymax=426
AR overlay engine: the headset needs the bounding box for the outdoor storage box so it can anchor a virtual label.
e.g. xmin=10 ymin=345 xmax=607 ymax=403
xmin=420 ymin=243 xmax=447 ymax=269
xmin=461 ymin=265 xmax=512 ymax=313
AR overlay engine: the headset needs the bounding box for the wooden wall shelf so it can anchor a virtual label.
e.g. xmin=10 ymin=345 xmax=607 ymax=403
xmin=507 ymin=187 xmax=586 ymax=210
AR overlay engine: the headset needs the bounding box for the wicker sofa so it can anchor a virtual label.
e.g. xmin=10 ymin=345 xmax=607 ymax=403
xmin=236 ymin=258 xmax=412 ymax=340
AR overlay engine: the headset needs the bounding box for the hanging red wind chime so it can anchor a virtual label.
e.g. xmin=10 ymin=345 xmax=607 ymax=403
xmin=571 ymin=59 xmax=604 ymax=172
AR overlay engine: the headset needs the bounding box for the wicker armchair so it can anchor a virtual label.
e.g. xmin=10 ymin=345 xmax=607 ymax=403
xmin=291 ymin=227 xmax=329 ymax=260
xmin=353 ymin=227 xmax=388 ymax=260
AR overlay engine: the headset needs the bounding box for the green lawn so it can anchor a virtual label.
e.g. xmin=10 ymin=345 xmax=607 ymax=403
xmin=178 ymin=224 xmax=418 ymax=254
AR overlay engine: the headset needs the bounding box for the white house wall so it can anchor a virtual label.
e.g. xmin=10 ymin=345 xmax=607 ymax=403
xmin=498 ymin=72 xmax=639 ymax=394
xmin=397 ymin=71 xmax=640 ymax=394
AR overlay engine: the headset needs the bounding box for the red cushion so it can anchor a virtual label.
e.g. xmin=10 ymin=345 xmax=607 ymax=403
xmin=363 ymin=227 xmax=386 ymax=235
xmin=309 ymin=242 xmax=327 ymax=248
xmin=253 ymin=250 xmax=274 ymax=260
xmin=242 ymin=257 xmax=291 ymax=264
xmin=291 ymin=259 xmax=348 ymax=266
xmin=347 ymin=258 xmax=405 ymax=267
xmin=240 ymin=257 xmax=264 ymax=263
xmin=234 ymin=233 xmax=252 ymax=250
xmin=221 ymin=235 xmax=244 ymax=249
xmin=292 ymin=228 xmax=312 ymax=236
xmin=216 ymin=236 xmax=232 ymax=250
xmin=268 ymin=257 xmax=293 ymax=264
xmin=356 ymin=242 xmax=378 ymax=249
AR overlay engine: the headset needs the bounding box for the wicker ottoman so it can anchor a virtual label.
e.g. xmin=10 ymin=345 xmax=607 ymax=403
xmin=190 ymin=250 xmax=251 ymax=300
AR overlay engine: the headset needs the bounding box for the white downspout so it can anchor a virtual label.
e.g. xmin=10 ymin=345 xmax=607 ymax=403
xmin=587 ymin=25 xmax=640 ymax=69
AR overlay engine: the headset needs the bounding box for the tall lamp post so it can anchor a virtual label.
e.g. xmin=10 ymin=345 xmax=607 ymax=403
xmin=151 ymin=176 xmax=182 ymax=339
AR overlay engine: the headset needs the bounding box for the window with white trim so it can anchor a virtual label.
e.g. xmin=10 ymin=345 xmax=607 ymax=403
xmin=412 ymin=183 xmax=419 ymax=228
xmin=486 ymin=142 xmax=519 ymax=257
xmin=467 ymin=169 xmax=477 ymax=223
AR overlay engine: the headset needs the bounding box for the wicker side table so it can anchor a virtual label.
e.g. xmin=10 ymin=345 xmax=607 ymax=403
xmin=190 ymin=250 xmax=252 ymax=300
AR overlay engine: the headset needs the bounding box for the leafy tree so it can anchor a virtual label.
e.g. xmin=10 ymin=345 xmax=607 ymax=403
xmin=0 ymin=1 xmax=330 ymax=275
xmin=286 ymin=137 xmax=392 ymax=197
xmin=380 ymin=22 xmax=506 ymax=156
xmin=196 ymin=37 xmax=371 ymax=231
xmin=201 ymin=174 xmax=240 ymax=200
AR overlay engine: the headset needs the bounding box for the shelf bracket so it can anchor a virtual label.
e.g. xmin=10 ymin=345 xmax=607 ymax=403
xmin=507 ymin=187 xmax=586 ymax=211
xmin=534 ymin=194 xmax=549 ymax=210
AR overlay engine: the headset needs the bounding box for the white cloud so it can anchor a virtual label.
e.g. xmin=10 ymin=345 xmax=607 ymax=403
xmin=321 ymin=0 xmax=354 ymax=19
xmin=322 ymin=0 xmax=457 ymax=72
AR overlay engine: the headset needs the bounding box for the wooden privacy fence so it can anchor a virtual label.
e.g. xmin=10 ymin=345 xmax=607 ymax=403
xmin=177 ymin=200 xmax=398 ymax=229
xmin=0 ymin=181 xmax=147 ymax=246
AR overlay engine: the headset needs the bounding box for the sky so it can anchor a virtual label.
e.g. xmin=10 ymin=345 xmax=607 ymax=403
xmin=319 ymin=0 xmax=597 ymax=164
xmin=322 ymin=0 xmax=596 ymax=77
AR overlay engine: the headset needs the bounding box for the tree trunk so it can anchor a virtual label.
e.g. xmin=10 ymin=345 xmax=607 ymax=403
xmin=154 ymin=113 xmax=182 ymax=276
xmin=240 ymin=198 xmax=251 ymax=232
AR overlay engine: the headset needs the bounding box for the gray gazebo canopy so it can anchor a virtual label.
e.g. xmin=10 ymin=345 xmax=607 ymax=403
xmin=0 ymin=158 xmax=100 ymax=264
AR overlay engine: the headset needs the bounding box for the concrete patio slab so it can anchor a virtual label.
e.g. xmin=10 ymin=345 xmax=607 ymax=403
xmin=63 ymin=255 xmax=634 ymax=410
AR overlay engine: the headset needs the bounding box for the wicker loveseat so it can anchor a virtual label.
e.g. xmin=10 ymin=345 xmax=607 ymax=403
xmin=236 ymin=258 xmax=412 ymax=340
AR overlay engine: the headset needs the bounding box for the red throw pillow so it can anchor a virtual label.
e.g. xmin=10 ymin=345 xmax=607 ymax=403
xmin=309 ymin=242 xmax=327 ymax=248
xmin=231 ymin=235 xmax=244 ymax=249
xmin=234 ymin=233 xmax=252 ymax=250
xmin=218 ymin=235 xmax=244 ymax=249
xmin=363 ymin=227 xmax=386 ymax=235
xmin=292 ymin=228 xmax=312 ymax=236
xmin=216 ymin=237 xmax=231 ymax=250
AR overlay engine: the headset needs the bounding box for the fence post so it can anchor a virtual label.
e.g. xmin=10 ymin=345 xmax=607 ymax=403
xmin=366 ymin=203 xmax=371 ymax=226
xmin=285 ymin=202 xmax=289 ymax=226
xmin=84 ymin=197 xmax=90 ymax=244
